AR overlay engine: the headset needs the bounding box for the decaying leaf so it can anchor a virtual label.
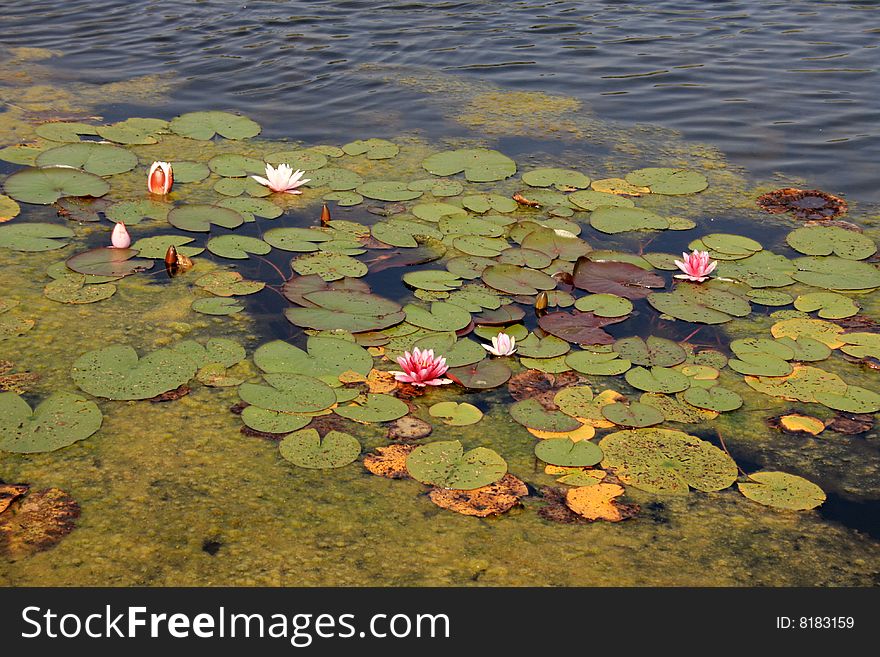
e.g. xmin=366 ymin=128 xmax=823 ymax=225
xmin=0 ymin=487 xmax=80 ymax=559
xmin=149 ymin=384 xmax=191 ymax=403
xmin=428 ymin=473 xmax=528 ymax=517
xmin=508 ymin=369 xmax=580 ymax=402
xmin=512 ymin=192 xmax=541 ymax=207
xmin=528 ymin=424 xmax=596 ymax=442
xmin=825 ymin=412 xmax=874 ymax=435
xmin=564 ymin=483 xmax=639 ymax=522
xmin=536 ymin=486 xmax=587 ymax=524
xmin=364 ymin=444 xmax=416 ymax=479
xmin=0 ymin=483 xmax=29 ymax=514
xmin=0 ymin=360 xmax=39 ymax=394
xmin=756 ymin=187 xmax=848 ymax=221
xmin=767 ymin=414 xmax=825 ymax=436
xmin=366 ymin=369 xmax=398 ymax=394
xmin=386 ymin=416 xmax=433 ymax=441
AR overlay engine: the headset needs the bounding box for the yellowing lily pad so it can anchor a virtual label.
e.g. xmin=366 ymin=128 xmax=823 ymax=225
xmin=738 ymin=472 xmax=825 ymax=510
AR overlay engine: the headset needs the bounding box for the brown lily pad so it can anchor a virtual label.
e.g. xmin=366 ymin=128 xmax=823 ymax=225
xmin=0 ymin=360 xmax=39 ymax=394
xmin=364 ymin=444 xmax=416 ymax=479
xmin=428 ymin=473 xmax=528 ymax=517
xmin=0 ymin=487 xmax=80 ymax=559
xmin=149 ymin=384 xmax=191 ymax=403
xmin=825 ymin=412 xmax=874 ymax=435
xmin=537 ymin=486 xmax=587 ymax=524
xmin=538 ymin=311 xmax=627 ymax=345
xmin=564 ymin=483 xmax=639 ymax=522
xmin=387 ymin=416 xmax=433 ymax=441
xmin=0 ymin=483 xmax=29 ymax=514
xmin=240 ymin=425 xmax=290 ymax=441
xmin=508 ymin=369 xmax=580 ymax=401
xmin=572 ymin=258 xmax=664 ymax=300
xmin=766 ymin=413 xmax=825 ymax=436
xmin=757 ymin=188 xmax=848 ymax=221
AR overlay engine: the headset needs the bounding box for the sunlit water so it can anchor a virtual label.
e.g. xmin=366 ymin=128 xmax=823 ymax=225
xmin=0 ymin=1 xmax=878 ymax=586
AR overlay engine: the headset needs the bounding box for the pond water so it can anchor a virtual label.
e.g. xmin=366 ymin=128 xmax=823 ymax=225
xmin=0 ymin=1 xmax=878 ymax=586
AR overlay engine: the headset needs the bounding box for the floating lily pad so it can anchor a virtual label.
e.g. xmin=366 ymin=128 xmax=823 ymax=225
xmin=447 ymin=359 xmax=511 ymax=389
xmin=625 ymin=167 xmax=708 ymax=195
xmin=0 ymin=195 xmax=20 ymax=222
xmin=428 ymin=473 xmax=528 ymax=517
xmin=214 ymin=177 xmax=272 ymax=197
xmin=167 ymin=160 xmax=210 ymax=183
xmin=516 ymin=334 xmax=570 ymax=359
xmin=0 ymin=392 xmax=102 ymax=453
xmin=625 ymin=366 xmax=690 ymax=393
xmin=770 ymin=317 xmax=845 ymax=348
xmin=36 ymin=121 xmax=99 ymax=142
xmin=639 ymin=393 xmax=718 ymax=423
xmin=404 ymin=301 xmax=471 ymax=332
xmin=406 ymin=440 xmax=507 ymax=490
xmin=574 ymin=294 xmax=633 ymax=318
xmin=170 ymin=111 xmax=261 ymax=140
xmin=747 ymin=289 xmax=794 ymax=306
xmin=206 ymin=235 xmax=271 ymax=259
xmin=408 ymin=178 xmax=464 ymax=197
xmin=37 ymin=142 xmax=138 ymax=176
xmin=372 ymin=218 xmax=441 ymax=247
xmin=4 ymin=167 xmax=110 ymax=205
xmin=291 ymin=252 xmax=368 ymax=281
xmin=590 ymin=207 xmax=668 ymax=233
xmin=254 ymin=336 xmax=373 ymax=379
xmin=511 ymin=397 xmax=583 ymax=433
xmin=44 ymin=274 xmax=116 ymax=304
xmin=194 ymin=271 xmax=264 ymax=296
xmin=535 ymin=438 xmax=603 ymax=467
xmin=568 ymin=189 xmax=635 ymax=211
xmin=791 ymin=256 xmax=880 ymax=290
xmin=591 ymin=178 xmax=650 ymax=196
xmin=240 ymin=406 xmax=310 ymax=434
xmin=481 ymin=264 xmax=556 ymax=295
xmin=840 ymin=332 xmax=880 ymax=360
xmin=168 ymin=204 xmax=244 ymax=232
xmin=728 ymin=352 xmax=792 ymax=377
xmin=599 ymin=428 xmax=737 ymax=494
xmin=793 ymin=292 xmax=858 ymax=319
xmin=240 ymin=373 xmax=337 ymax=413
xmin=342 ymin=138 xmax=399 ymax=159
xmin=429 ymin=401 xmax=483 ymax=426
xmin=357 ymin=181 xmax=422 ymax=202
xmin=307 ymin=167 xmax=364 ymax=191
xmin=521 ymin=168 xmax=591 ymax=190
xmin=96 ymin=117 xmax=168 ymax=144
xmin=565 ymin=350 xmax=631 ymax=375
xmin=717 ymin=251 xmax=795 ymax=288
xmin=601 ymin=402 xmax=664 ymax=428
xmin=738 ymin=472 xmax=825 ymax=510
xmin=648 ymin=285 xmax=751 ymax=324
xmin=744 ymin=365 xmax=847 ymax=403
xmin=680 ymin=386 xmax=742 ymax=412
xmin=279 ymin=429 xmax=361 ymax=469
xmin=520 ymin=229 xmax=592 ymax=262
xmin=461 ymin=193 xmax=518 ymax=214
xmin=612 ymin=336 xmax=686 ymax=367
xmin=323 ymin=191 xmax=363 ymax=206
xmin=130 ymin=235 xmax=203 ymax=260
xmin=815 ymin=386 xmax=880 ymax=413
xmin=333 ymin=393 xmax=409 ymax=423
xmin=106 ymin=199 xmax=171 ymax=225
xmin=208 ymin=153 xmax=266 ymax=177
xmin=538 ymin=311 xmax=624 ymax=345
xmin=66 ymin=248 xmax=153 ymax=277
xmin=573 ymin=258 xmax=664 ymax=299
xmin=786 ymin=226 xmax=876 ymax=260
xmin=72 ymin=344 xmax=198 ymax=400
xmin=192 ymin=297 xmax=244 ymax=315
xmin=0 ymin=223 xmax=74 ymax=251
xmin=403 ymin=270 xmax=463 ymax=292
xmin=422 ymin=148 xmax=516 ymax=183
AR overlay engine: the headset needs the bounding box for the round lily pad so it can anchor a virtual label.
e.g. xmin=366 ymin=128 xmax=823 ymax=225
xmin=612 ymin=336 xmax=686 ymax=367
xmin=404 ymin=302 xmax=471 ymax=332
xmin=516 ymin=334 xmax=570 ymax=359
xmin=403 ymin=270 xmax=463 ymax=292
xmin=599 ymin=428 xmax=737 ymax=494
xmin=291 ymin=252 xmax=368 ymax=281
xmin=240 ymin=373 xmax=337 ymax=413
xmin=0 ymin=392 xmax=103 ymax=453
xmin=307 ymin=167 xmax=364 ymax=191
xmin=194 ymin=271 xmax=264 ymax=296
xmin=279 ymin=429 xmax=361 ymax=469
xmin=738 ymin=472 xmax=825 ymax=510
xmin=96 ymin=117 xmax=168 ymax=144
xmin=429 ymin=401 xmax=483 ymax=426
xmin=254 ymin=336 xmax=372 ymax=378
xmin=792 ymin=256 xmax=880 ymax=290
xmin=37 ymin=143 xmax=137 ymax=176
xmin=406 ymin=440 xmax=508 ymax=490
xmin=333 ymin=393 xmax=409 ymax=423
xmin=4 ymin=167 xmax=110 ymax=204
xmin=131 ymin=235 xmax=203 ymax=259
xmin=357 ymin=181 xmax=422 ymax=202
xmin=815 ymin=386 xmax=880 ymax=413
xmin=106 ymin=199 xmax=171 ymax=225
xmin=422 ymin=148 xmax=517 ymax=182
xmin=601 ymin=402 xmax=664 ymax=428
xmin=168 ymin=204 xmax=245 ymax=232
xmin=36 ymin=121 xmax=99 ymax=142
xmin=573 ymin=259 xmax=664 ymax=299
xmin=191 ymin=297 xmax=244 ymax=315
xmin=0 ymin=223 xmax=74 ymax=251
xmin=590 ymin=207 xmax=668 ymax=233
xmin=521 ymin=168 xmax=591 ymax=190
xmin=510 ymin=398 xmax=582 ymax=432
xmin=565 ymin=350 xmax=631 ymax=375
xmin=574 ymin=294 xmax=633 ymax=317
xmin=447 ymin=359 xmax=511 ymax=389
xmin=72 ymin=344 xmax=198 ymax=400
xmin=170 ymin=111 xmax=261 ymax=140
xmin=372 ymin=219 xmax=441 ymax=247
xmin=648 ymin=286 xmax=751 ymax=324
xmin=568 ymin=189 xmax=635 ymax=211
xmin=206 ymin=235 xmax=271 ymax=259
xmin=625 ymin=366 xmax=690 ymax=393
xmin=461 ymin=193 xmax=518 ymax=214
xmin=241 ymin=406 xmax=310 ymax=434
xmin=717 ymin=251 xmax=795 ymax=288
xmin=342 ymin=138 xmax=399 ymax=160
xmin=208 ymin=153 xmax=266 ymax=177
xmin=66 ymin=248 xmax=153 ymax=277
xmin=538 ymin=311 xmax=623 ymax=346
xmin=44 ymin=274 xmax=116 ymax=304
xmin=793 ymin=292 xmax=858 ymax=319
xmin=482 ymin=264 xmax=556 ymax=295
xmin=786 ymin=226 xmax=876 ymax=260
xmin=535 ymin=438 xmax=603 ymax=467
xmin=681 ymin=386 xmax=742 ymax=412
xmin=625 ymin=168 xmax=708 ymax=195
xmin=519 ymin=229 xmax=591 ymax=261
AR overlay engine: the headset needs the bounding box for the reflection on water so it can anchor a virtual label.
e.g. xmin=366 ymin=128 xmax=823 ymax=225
xmin=0 ymin=1 xmax=879 ymax=586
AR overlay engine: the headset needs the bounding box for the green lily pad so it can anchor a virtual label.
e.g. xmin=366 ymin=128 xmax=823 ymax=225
xmin=407 ymin=178 xmax=464 ymax=197
xmin=786 ymin=226 xmax=876 ymax=260
xmin=429 ymin=401 xmax=483 ymax=426
xmin=402 ymin=301 xmax=470 ymax=332
xmin=747 ymin=289 xmax=793 ymax=306
xmin=775 ymin=336 xmax=831 ymax=362
xmin=323 ymin=191 xmax=363 ymax=206
xmin=357 ymin=181 xmax=422 ymax=202
xmin=519 ymin=355 xmax=571 ymax=373
xmin=194 ymin=271 xmax=264 ymax=296
xmin=793 ymin=292 xmax=858 ymax=319
xmin=461 ymin=193 xmax=518 ymax=214
xmin=72 ymin=344 xmax=198 ymax=400
xmin=206 ymin=235 xmax=271 ymax=259
xmin=451 ymin=235 xmax=509 ymax=257
xmin=285 ymin=294 xmax=405 ymax=332
xmin=240 ymin=373 xmax=337 ymax=413
xmin=291 ymin=252 xmax=368 ymax=281
xmin=612 ymin=336 xmax=686 ymax=367
xmin=521 ymin=168 xmax=591 ymax=190
xmin=728 ymin=352 xmax=793 ymax=377
xmin=565 ymin=350 xmax=631 ymax=375
xmin=372 ymin=218 xmax=441 ymax=247
xmin=170 ymin=111 xmax=261 ymax=140
xmin=717 ymin=251 xmax=795 ymax=288
xmin=625 ymin=366 xmax=690 ymax=393
xmin=744 ymin=365 xmax=847 ymax=403
xmin=168 ymin=204 xmax=244 ymax=232
xmin=35 ymin=121 xmax=99 ymax=142
xmin=0 ymin=223 xmax=74 ymax=251
xmin=265 ymin=149 xmax=328 ymax=171
xmin=333 ymin=393 xmax=409 ymax=423
xmin=519 ymin=229 xmax=592 ymax=261
xmin=639 ymin=393 xmax=717 ymax=423
xmin=510 ymin=398 xmax=583 ymax=432
xmin=602 ymin=402 xmax=664 ymax=428
xmin=240 ymin=406 xmax=310 ymax=434
xmin=815 ymin=386 xmax=880 ymax=413
xmin=4 ymin=167 xmax=110 ymax=204
xmin=568 ymin=189 xmax=635 ymax=211
xmin=36 ymin=142 xmax=137 ymax=176
xmin=96 ymin=117 xmax=168 ymax=144
xmin=191 ymin=297 xmax=244 ymax=315
xmin=481 ymin=264 xmax=556 ymax=295
xmin=342 ymin=138 xmax=399 ymax=160
xmin=599 ymin=428 xmax=737 ymax=494
xmin=535 ymin=438 xmax=603 ymax=467
xmin=0 ymin=392 xmax=103 ymax=453
xmin=66 ymin=248 xmax=154 ymax=277
xmin=680 ymin=386 xmax=742 ymax=412
xmin=516 ymin=333 xmax=570 ymax=359
xmin=279 ymin=429 xmax=361 ymax=469
xmin=574 ymin=294 xmax=633 ymax=318
xmin=131 ymin=235 xmax=203 ymax=259
xmin=648 ymin=285 xmax=751 ymax=324
xmin=422 ymin=148 xmax=516 ymax=183
xmin=738 ymin=472 xmax=825 ymax=510
xmin=307 ymin=167 xmax=364 ymax=191
xmin=44 ymin=274 xmax=116 ymax=304
xmin=208 ymin=153 xmax=266 ymax=177
xmin=106 ymin=199 xmax=171 ymax=225
xmin=840 ymin=332 xmax=880 ymax=360
xmin=0 ymin=144 xmax=46 ymax=166
xmin=214 ymin=177 xmax=272 ymax=197
xmin=403 ymin=270 xmax=463 ymax=292
xmin=590 ymin=207 xmax=668 ymax=233
xmin=165 ymin=161 xmax=210 ymax=183
xmin=254 ymin=336 xmax=372 ymax=378
xmin=791 ymin=256 xmax=880 ymax=290
xmin=447 ymin=359 xmax=511 ymax=389
xmin=406 ymin=440 xmax=507 ymax=490
xmin=625 ymin=168 xmax=708 ymax=195
xmin=263 ymin=227 xmax=332 ymax=252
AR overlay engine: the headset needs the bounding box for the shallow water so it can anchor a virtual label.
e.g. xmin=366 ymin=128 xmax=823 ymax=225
xmin=1 ymin=1 xmax=879 ymax=586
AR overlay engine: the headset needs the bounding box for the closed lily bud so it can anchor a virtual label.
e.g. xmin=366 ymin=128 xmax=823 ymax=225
xmin=164 ymin=244 xmax=193 ymax=277
xmin=164 ymin=244 xmax=178 ymax=268
xmin=111 ymin=222 xmax=131 ymax=249
xmin=535 ymin=290 xmax=549 ymax=316
xmin=148 ymin=161 xmax=173 ymax=195
xmin=320 ymin=204 xmax=331 ymax=226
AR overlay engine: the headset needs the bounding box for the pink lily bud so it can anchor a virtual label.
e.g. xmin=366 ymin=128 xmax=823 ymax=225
xmin=111 ymin=222 xmax=131 ymax=249
xmin=148 ymin=161 xmax=173 ymax=195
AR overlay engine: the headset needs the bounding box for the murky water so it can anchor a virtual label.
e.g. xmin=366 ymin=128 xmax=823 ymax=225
xmin=1 ymin=1 xmax=878 ymax=586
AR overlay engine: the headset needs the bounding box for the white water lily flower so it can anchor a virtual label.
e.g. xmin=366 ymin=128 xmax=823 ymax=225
xmin=483 ymin=332 xmax=516 ymax=357
xmin=252 ymin=163 xmax=310 ymax=194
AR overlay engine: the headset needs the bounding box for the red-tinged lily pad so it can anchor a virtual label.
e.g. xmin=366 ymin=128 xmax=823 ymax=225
xmin=66 ymin=248 xmax=154 ymax=277
xmin=448 ymin=359 xmax=511 ymax=389
xmin=520 ymin=228 xmax=592 ymax=262
xmin=282 ymin=274 xmax=371 ymax=306
xmin=538 ymin=311 xmax=627 ymax=345
xmin=572 ymin=258 xmax=664 ymax=300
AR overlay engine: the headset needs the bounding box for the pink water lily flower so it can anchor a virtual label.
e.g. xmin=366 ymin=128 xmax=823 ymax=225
xmin=674 ymin=249 xmax=717 ymax=283
xmin=483 ymin=332 xmax=516 ymax=356
xmin=147 ymin=161 xmax=173 ymax=195
xmin=251 ymin=163 xmax=310 ymax=194
xmin=110 ymin=222 xmax=131 ymax=249
xmin=391 ymin=347 xmax=453 ymax=387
